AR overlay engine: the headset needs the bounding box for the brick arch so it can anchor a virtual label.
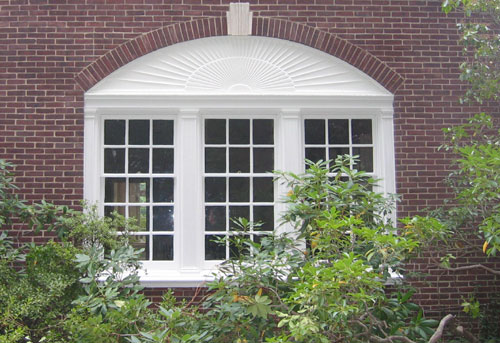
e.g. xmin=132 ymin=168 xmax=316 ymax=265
xmin=75 ymin=17 xmax=403 ymax=93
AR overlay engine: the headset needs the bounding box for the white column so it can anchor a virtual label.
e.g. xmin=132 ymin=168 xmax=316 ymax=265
xmin=379 ymin=108 xmax=397 ymax=222
xmin=177 ymin=109 xmax=203 ymax=271
xmin=276 ymin=109 xmax=302 ymax=235
xmin=83 ymin=107 xmax=101 ymax=210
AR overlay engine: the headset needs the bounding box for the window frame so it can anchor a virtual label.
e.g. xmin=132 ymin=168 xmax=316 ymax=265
xmin=84 ymin=95 xmax=395 ymax=287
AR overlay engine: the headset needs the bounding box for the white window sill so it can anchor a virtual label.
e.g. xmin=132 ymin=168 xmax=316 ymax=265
xmin=138 ymin=269 xmax=215 ymax=288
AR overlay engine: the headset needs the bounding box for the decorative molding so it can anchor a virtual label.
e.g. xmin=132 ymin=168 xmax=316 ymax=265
xmin=87 ymin=36 xmax=392 ymax=98
xmin=227 ymin=3 xmax=252 ymax=36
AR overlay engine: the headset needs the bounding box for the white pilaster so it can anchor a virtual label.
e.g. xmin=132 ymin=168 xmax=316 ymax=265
xmin=177 ymin=109 xmax=203 ymax=271
xmin=84 ymin=107 xmax=100 ymax=208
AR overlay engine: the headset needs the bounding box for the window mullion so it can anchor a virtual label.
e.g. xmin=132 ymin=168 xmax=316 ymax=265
xmin=177 ymin=109 xmax=203 ymax=271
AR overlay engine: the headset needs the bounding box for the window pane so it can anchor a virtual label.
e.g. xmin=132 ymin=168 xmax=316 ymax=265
xmin=230 ymin=237 xmax=250 ymax=258
xmin=104 ymin=206 xmax=125 ymax=218
xmin=328 ymin=119 xmax=349 ymax=144
xmin=130 ymin=235 xmax=149 ymax=260
xmin=353 ymin=147 xmax=373 ymax=172
xmin=129 ymin=120 xmax=149 ymax=145
xmin=253 ymin=177 xmax=273 ymax=202
xmin=254 ymin=206 xmax=274 ymax=231
xmin=229 ymin=148 xmax=250 ymax=173
xmin=104 ymin=120 xmax=125 ymax=145
xmin=229 ymin=206 xmax=250 ymax=229
xmin=153 ymin=178 xmax=174 ymax=203
xmin=205 ymin=235 xmax=226 ymax=260
xmin=253 ymin=148 xmax=274 ymax=173
xmin=305 ymin=119 xmax=325 ymax=144
xmin=205 ymin=177 xmax=226 ymax=202
xmin=129 ymin=206 xmax=149 ymax=230
xmin=129 ymin=178 xmax=149 ymax=203
xmin=153 ymin=148 xmax=174 ymax=173
xmin=104 ymin=148 xmax=125 ymax=173
xmin=329 ymin=147 xmax=349 ymax=163
xmin=205 ymin=119 xmax=226 ymax=144
xmin=104 ymin=178 xmax=126 ymax=202
xmin=229 ymin=177 xmax=249 ymax=202
xmin=153 ymin=235 xmax=173 ymax=261
xmin=153 ymin=206 xmax=174 ymax=231
xmin=153 ymin=120 xmax=173 ymax=145
xmin=253 ymin=119 xmax=274 ymax=145
xmin=229 ymin=119 xmax=249 ymax=144
xmin=205 ymin=148 xmax=226 ymax=173
xmin=205 ymin=206 xmax=226 ymax=232
xmin=305 ymin=148 xmax=325 ymax=164
xmin=129 ymin=148 xmax=149 ymax=173
xmin=352 ymin=119 xmax=372 ymax=144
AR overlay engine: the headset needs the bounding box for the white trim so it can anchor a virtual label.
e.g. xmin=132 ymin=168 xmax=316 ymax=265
xmin=227 ymin=3 xmax=252 ymax=36
xmin=83 ymin=36 xmax=396 ymax=287
xmin=86 ymin=36 xmax=392 ymax=98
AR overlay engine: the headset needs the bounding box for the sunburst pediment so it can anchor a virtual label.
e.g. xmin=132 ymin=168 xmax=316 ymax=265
xmin=87 ymin=36 xmax=391 ymax=97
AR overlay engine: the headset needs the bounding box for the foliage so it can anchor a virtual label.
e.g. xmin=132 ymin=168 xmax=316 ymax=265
xmin=442 ymin=0 xmax=500 ymax=104
xmin=132 ymin=157 xmax=439 ymax=343
xmin=0 ymin=239 xmax=81 ymax=343
xmin=436 ymin=113 xmax=500 ymax=256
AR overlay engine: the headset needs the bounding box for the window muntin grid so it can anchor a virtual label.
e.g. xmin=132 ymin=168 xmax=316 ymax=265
xmin=304 ymin=118 xmax=374 ymax=173
xmin=103 ymin=119 xmax=175 ymax=261
xmin=203 ymin=118 xmax=275 ymax=260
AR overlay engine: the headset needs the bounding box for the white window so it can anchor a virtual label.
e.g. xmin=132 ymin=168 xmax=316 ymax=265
xmin=84 ymin=36 xmax=395 ymax=286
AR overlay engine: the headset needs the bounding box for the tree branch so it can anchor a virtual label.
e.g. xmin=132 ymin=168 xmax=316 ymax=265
xmin=455 ymin=325 xmax=479 ymax=343
xmin=440 ymin=264 xmax=500 ymax=275
xmin=428 ymin=314 xmax=455 ymax=343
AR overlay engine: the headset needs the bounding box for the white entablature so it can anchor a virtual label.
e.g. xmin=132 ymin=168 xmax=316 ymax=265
xmin=86 ymin=36 xmax=392 ymax=99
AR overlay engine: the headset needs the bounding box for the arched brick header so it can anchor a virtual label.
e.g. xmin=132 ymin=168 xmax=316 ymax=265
xmin=75 ymin=17 xmax=404 ymax=94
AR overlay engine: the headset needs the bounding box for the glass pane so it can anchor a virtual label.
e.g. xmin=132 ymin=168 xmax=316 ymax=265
xmin=205 ymin=206 xmax=226 ymax=232
xmin=205 ymin=119 xmax=226 ymax=144
xmin=328 ymin=119 xmax=349 ymax=144
xmin=153 ymin=206 xmax=174 ymax=231
xmin=253 ymin=119 xmax=274 ymax=145
xmin=104 ymin=178 xmax=126 ymax=202
xmin=130 ymin=235 xmax=149 ymax=260
xmin=129 ymin=178 xmax=149 ymax=203
xmin=205 ymin=148 xmax=226 ymax=173
xmin=153 ymin=235 xmax=173 ymax=260
xmin=254 ymin=206 xmax=274 ymax=231
xmin=329 ymin=147 xmax=349 ymax=163
xmin=153 ymin=120 xmax=173 ymax=145
xmin=153 ymin=148 xmax=174 ymax=173
xmin=352 ymin=119 xmax=372 ymax=144
xmin=104 ymin=205 xmax=125 ymax=218
xmin=205 ymin=235 xmax=226 ymax=260
xmin=353 ymin=147 xmax=373 ymax=172
xmin=205 ymin=177 xmax=226 ymax=202
xmin=229 ymin=206 xmax=250 ymax=230
xmin=305 ymin=119 xmax=325 ymax=144
xmin=229 ymin=177 xmax=249 ymax=202
xmin=104 ymin=120 xmax=125 ymax=145
xmin=153 ymin=178 xmax=174 ymax=203
xmin=129 ymin=148 xmax=149 ymax=174
xmin=305 ymin=148 xmax=325 ymax=164
xmin=229 ymin=119 xmax=250 ymax=144
xmin=253 ymin=148 xmax=274 ymax=173
xmin=129 ymin=120 xmax=149 ymax=145
xmin=230 ymin=237 xmax=250 ymax=258
xmin=253 ymin=177 xmax=273 ymax=202
xmin=229 ymin=148 xmax=250 ymax=173
xmin=129 ymin=206 xmax=149 ymax=230
xmin=104 ymin=148 xmax=125 ymax=173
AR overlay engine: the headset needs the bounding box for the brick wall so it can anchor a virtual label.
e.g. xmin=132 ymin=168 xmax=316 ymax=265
xmin=1 ymin=0 xmax=498 ymax=332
